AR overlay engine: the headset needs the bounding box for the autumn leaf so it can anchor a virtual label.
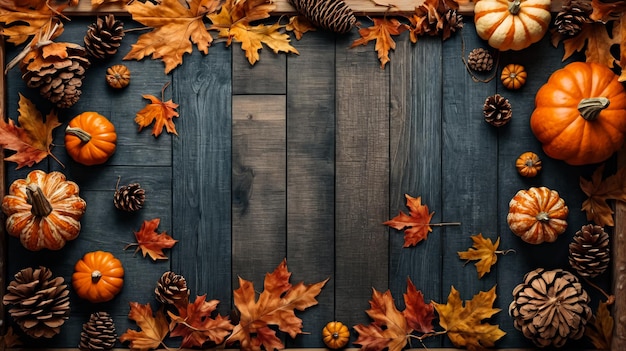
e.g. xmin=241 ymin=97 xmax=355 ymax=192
xmin=168 ymin=295 xmax=234 ymax=348
xmin=403 ymin=278 xmax=434 ymax=334
xmin=432 ymin=285 xmax=505 ymax=350
xmin=554 ymin=22 xmax=618 ymax=68
xmin=286 ymin=15 xmax=316 ymax=40
xmin=135 ymin=83 xmax=180 ymax=137
xmin=0 ymin=327 xmax=21 ymax=349
xmin=407 ymin=0 xmax=462 ymax=43
xmin=384 ymin=194 xmax=460 ymax=247
xmin=226 ymin=259 xmax=328 ymax=351
xmin=120 ymin=302 xmax=169 ymax=351
xmin=91 ymin=0 xmax=128 ymax=8
xmin=585 ymin=300 xmax=613 ymax=350
xmin=124 ymin=0 xmax=223 ymax=74
xmin=351 ymin=17 xmax=409 ymax=69
xmin=125 ymin=218 xmax=178 ymax=260
xmin=0 ymin=0 xmax=65 ymax=45
xmin=457 ymin=234 xmax=513 ymax=279
xmin=0 ymin=93 xmax=61 ymax=169
xmin=580 ymin=164 xmax=626 ymax=226
xmin=590 ymin=0 xmax=626 ymax=22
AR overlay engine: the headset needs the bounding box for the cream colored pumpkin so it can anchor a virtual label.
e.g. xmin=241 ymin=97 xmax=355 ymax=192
xmin=474 ymin=0 xmax=551 ymax=51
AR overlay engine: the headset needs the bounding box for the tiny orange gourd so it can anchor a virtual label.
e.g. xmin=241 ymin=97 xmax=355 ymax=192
xmin=515 ymin=152 xmax=541 ymax=177
xmin=507 ymin=187 xmax=568 ymax=244
xmin=322 ymin=321 xmax=350 ymax=349
xmin=65 ymin=112 xmax=117 ymax=166
xmin=501 ymin=64 xmax=527 ymax=90
xmin=106 ymin=64 xmax=131 ymax=89
xmin=73 ymin=251 xmax=124 ymax=303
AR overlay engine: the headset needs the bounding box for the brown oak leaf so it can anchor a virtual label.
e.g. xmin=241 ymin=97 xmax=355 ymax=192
xmin=124 ymin=0 xmax=223 ymax=74
xmin=135 ymin=83 xmax=180 ymax=137
xmin=457 ymin=234 xmax=513 ymax=279
xmin=585 ymin=300 xmax=613 ymax=350
xmin=226 ymin=259 xmax=328 ymax=351
xmin=554 ymin=21 xmax=619 ymax=69
xmin=580 ymin=164 xmax=626 ymax=227
xmin=125 ymin=218 xmax=178 ymax=260
xmin=168 ymin=295 xmax=234 ymax=348
xmin=120 ymin=302 xmax=169 ymax=351
xmin=0 ymin=93 xmax=61 ymax=169
xmin=432 ymin=285 xmax=505 ymax=350
xmin=286 ymin=15 xmax=316 ymax=40
xmin=591 ymin=0 xmax=626 ymax=22
xmin=351 ymin=17 xmax=409 ymax=69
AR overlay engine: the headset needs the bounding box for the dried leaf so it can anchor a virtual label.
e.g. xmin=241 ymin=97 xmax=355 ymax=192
xmin=402 ymin=278 xmax=434 ymax=334
xmin=168 ymin=295 xmax=234 ymax=348
xmin=286 ymin=15 xmax=316 ymax=40
xmin=226 ymin=259 xmax=328 ymax=351
xmin=124 ymin=0 xmax=223 ymax=74
xmin=351 ymin=17 xmax=408 ymax=69
xmin=590 ymin=0 xmax=626 ymax=22
xmin=458 ymin=234 xmax=510 ymax=279
xmin=432 ymin=285 xmax=505 ymax=350
xmin=91 ymin=0 xmax=127 ymax=8
xmin=135 ymin=84 xmax=180 ymax=137
xmin=585 ymin=300 xmax=613 ymax=350
xmin=120 ymin=302 xmax=169 ymax=351
xmin=580 ymin=164 xmax=626 ymax=226
xmin=125 ymin=218 xmax=178 ymax=260
xmin=0 ymin=327 xmax=22 ymax=349
xmin=0 ymin=0 xmax=65 ymax=45
xmin=0 ymin=93 xmax=61 ymax=169
xmin=557 ymin=22 xmax=618 ymax=68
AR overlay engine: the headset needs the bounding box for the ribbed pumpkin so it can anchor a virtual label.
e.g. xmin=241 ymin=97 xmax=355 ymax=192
xmin=501 ymin=63 xmax=527 ymax=90
xmin=1 ymin=170 xmax=87 ymax=251
xmin=515 ymin=151 xmax=541 ymax=177
xmin=322 ymin=321 xmax=350 ymax=349
xmin=530 ymin=62 xmax=626 ymax=165
xmin=507 ymin=187 xmax=568 ymax=244
xmin=474 ymin=0 xmax=551 ymax=51
xmin=73 ymin=251 xmax=124 ymax=303
xmin=65 ymin=112 xmax=117 ymax=166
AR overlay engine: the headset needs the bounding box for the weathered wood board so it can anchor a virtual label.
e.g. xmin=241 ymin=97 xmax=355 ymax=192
xmin=0 ymin=8 xmax=623 ymax=351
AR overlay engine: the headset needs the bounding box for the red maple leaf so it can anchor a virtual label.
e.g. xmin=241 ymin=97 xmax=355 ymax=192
xmin=125 ymin=218 xmax=178 ymax=260
xmin=168 ymin=295 xmax=234 ymax=348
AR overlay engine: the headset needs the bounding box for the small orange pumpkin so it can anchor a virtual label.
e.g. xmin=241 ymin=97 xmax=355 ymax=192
xmin=1 ymin=170 xmax=87 ymax=251
xmin=106 ymin=64 xmax=131 ymax=89
xmin=515 ymin=152 xmax=541 ymax=177
xmin=65 ymin=112 xmax=117 ymax=166
xmin=322 ymin=321 xmax=350 ymax=349
xmin=501 ymin=64 xmax=527 ymax=90
xmin=507 ymin=187 xmax=568 ymax=244
xmin=73 ymin=251 xmax=124 ymax=303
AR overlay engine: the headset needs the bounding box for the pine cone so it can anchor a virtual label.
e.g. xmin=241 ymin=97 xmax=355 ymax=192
xmin=287 ymin=0 xmax=356 ymax=34
xmin=569 ymin=224 xmax=610 ymax=278
xmin=467 ymin=48 xmax=493 ymax=72
xmin=84 ymin=14 xmax=125 ymax=60
xmin=554 ymin=0 xmax=593 ymax=37
xmin=79 ymin=312 xmax=117 ymax=351
xmin=2 ymin=267 xmax=70 ymax=338
xmin=114 ymin=182 xmax=145 ymax=212
xmin=155 ymin=271 xmax=190 ymax=306
xmin=412 ymin=0 xmax=463 ymax=38
xmin=441 ymin=10 xmax=464 ymax=40
xmin=20 ymin=42 xmax=90 ymax=108
xmin=483 ymin=94 xmax=512 ymax=127
xmin=509 ymin=268 xmax=592 ymax=348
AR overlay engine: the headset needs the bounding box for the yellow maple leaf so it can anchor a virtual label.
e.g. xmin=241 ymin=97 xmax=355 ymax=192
xmin=120 ymin=302 xmax=169 ymax=351
xmin=432 ymin=286 xmax=506 ymax=350
xmin=457 ymin=234 xmax=513 ymax=279
xmin=351 ymin=17 xmax=409 ymax=69
xmin=124 ymin=0 xmax=223 ymax=74
xmin=585 ymin=300 xmax=614 ymax=350
xmin=286 ymin=15 xmax=316 ymax=40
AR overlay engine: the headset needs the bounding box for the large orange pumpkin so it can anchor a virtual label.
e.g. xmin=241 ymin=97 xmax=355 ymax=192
xmin=65 ymin=112 xmax=117 ymax=166
xmin=73 ymin=251 xmax=124 ymax=303
xmin=1 ymin=170 xmax=87 ymax=251
xmin=530 ymin=62 xmax=626 ymax=165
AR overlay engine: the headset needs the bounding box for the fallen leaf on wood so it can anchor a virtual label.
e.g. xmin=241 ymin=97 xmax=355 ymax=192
xmin=585 ymin=300 xmax=613 ymax=350
xmin=286 ymin=15 xmax=316 ymax=40
xmin=0 ymin=327 xmax=21 ymax=349
xmin=351 ymin=17 xmax=409 ymax=69
xmin=580 ymin=164 xmax=626 ymax=226
xmin=125 ymin=218 xmax=178 ymax=260
xmin=135 ymin=83 xmax=180 ymax=137
xmin=120 ymin=302 xmax=169 ymax=351
xmin=168 ymin=295 xmax=234 ymax=348
xmin=0 ymin=0 xmax=65 ymax=46
xmin=0 ymin=93 xmax=61 ymax=169
xmin=457 ymin=234 xmax=513 ymax=279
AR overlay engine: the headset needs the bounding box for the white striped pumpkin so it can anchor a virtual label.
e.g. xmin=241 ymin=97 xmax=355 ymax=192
xmin=507 ymin=187 xmax=568 ymax=244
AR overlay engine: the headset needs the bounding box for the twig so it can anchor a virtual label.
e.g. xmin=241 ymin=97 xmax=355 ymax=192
xmin=583 ymin=276 xmax=615 ymax=305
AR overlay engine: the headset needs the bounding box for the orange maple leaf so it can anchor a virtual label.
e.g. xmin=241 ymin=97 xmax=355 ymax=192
xmin=286 ymin=15 xmax=316 ymax=40
xmin=580 ymin=164 xmax=626 ymax=227
xmin=226 ymin=259 xmax=328 ymax=351
xmin=125 ymin=218 xmax=178 ymax=260
xmin=124 ymin=0 xmax=223 ymax=74
xmin=120 ymin=302 xmax=169 ymax=351
xmin=351 ymin=17 xmax=409 ymax=69
xmin=0 ymin=93 xmax=61 ymax=169
xmin=135 ymin=83 xmax=180 ymax=137
xmin=457 ymin=234 xmax=513 ymax=279
xmin=354 ymin=278 xmax=434 ymax=351
xmin=209 ymin=0 xmax=299 ymax=65
xmin=168 ymin=295 xmax=234 ymax=348
xmin=0 ymin=0 xmax=65 ymax=46
xmin=384 ymin=194 xmax=459 ymax=247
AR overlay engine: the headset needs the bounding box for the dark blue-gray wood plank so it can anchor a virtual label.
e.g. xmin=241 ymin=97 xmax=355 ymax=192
xmin=388 ymin=34 xmax=443 ymax=349
xmin=285 ymin=32 xmax=336 ymax=348
xmin=172 ymin=45 xmax=233 ymax=313
xmin=334 ymin=29 xmax=390 ymax=331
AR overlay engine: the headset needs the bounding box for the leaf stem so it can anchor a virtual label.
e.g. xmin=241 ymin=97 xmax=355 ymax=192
xmin=495 ymin=249 xmax=516 ymax=255
xmin=583 ymin=277 xmax=615 ymax=305
xmin=430 ymin=222 xmax=461 ymax=227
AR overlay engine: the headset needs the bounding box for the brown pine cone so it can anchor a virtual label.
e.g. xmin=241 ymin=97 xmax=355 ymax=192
xmin=441 ymin=10 xmax=464 ymax=40
xmin=509 ymin=268 xmax=592 ymax=348
xmin=287 ymin=0 xmax=356 ymax=34
xmin=155 ymin=271 xmax=190 ymax=306
xmin=2 ymin=267 xmax=70 ymax=338
xmin=483 ymin=94 xmax=512 ymax=127
xmin=554 ymin=0 xmax=593 ymax=37
xmin=84 ymin=14 xmax=125 ymax=60
xmin=79 ymin=312 xmax=117 ymax=351
xmin=467 ymin=48 xmax=493 ymax=72
xmin=114 ymin=182 xmax=145 ymax=212
xmin=569 ymin=224 xmax=610 ymax=278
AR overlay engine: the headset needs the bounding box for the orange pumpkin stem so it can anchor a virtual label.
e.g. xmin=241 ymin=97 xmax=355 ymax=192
xmin=91 ymin=270 xmax=102 ymax=283
xmin=66 ymin=126 xmax=92 ymax=143
xmin=578 ymin=97 xmax=610 ymax=121
xmin=25 ymin=184 xmax=53 ymax=217
xmin=508 ymin=0 xmax=521 ymax=15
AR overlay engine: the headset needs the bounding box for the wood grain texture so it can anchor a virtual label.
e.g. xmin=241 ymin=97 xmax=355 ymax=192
xmin=615 ymin=153 xmax=626 ymax=351
xmin=334 ymin=27 xmax=389 ymax=330
xmin=284 ymin=32 xmax=336 ymax=348
xmin=232 ymin=49 xmax=287 ymax=95
xmin=0 ymin=36 xmax=5 ymax=335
